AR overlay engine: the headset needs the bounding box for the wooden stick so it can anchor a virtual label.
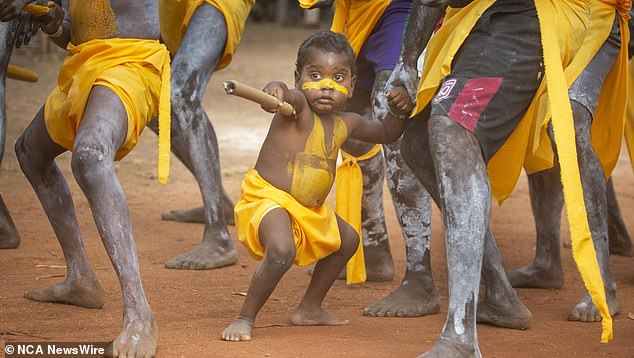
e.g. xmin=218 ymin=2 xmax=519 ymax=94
xmin=24 ymin=4 xmax=50 ymax=16
xmin=7 ymin=64 xmax=38 ymax=82
xmin=223 ymin=80 xmax=296 ymax=117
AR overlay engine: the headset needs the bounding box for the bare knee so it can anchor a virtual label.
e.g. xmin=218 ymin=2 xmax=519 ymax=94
xmin=15 ymin=134 xmax=41 ymax=176
xmin=338 ymin=224 xmax=360 ymax=258
xmin=263 ymin=238 xmax=296 ymax=272
xmin=71 ymin=142 xmax=111 ymax=186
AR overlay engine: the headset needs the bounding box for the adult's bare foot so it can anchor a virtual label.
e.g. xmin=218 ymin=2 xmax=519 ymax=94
xmin=107 ymin=315 xmax=159 ymax=357
xmin=289 ymin=308 xmax=349 ymax=326
xmin=568 ymin=291 xmax=622 ymax=322
xmin=363 ymin=276 xmax=439 ymax=317
xmin=165 ymin=241 xmax=238 ymax=270
xmin=508 ymin=263 xmax=564 ymax=289
xmin=221 ymin=315 xmax=254 ymax=342
xmin=419 ymin=337 xmax=480 ymax=358
xmin=476 ymin=297 xmax=532 ymax=330
xmin=161 ymin=204 xmax=235 ymax=226
xmin=25 ymin=277 xmax=105 ymax=308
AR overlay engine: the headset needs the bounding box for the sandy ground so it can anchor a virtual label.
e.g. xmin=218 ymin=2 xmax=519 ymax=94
xmin=2 ymin=23 xmax=634 ymax=358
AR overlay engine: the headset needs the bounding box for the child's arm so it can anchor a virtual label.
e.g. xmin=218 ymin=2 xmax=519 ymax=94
xmin=261 ymin=81 xmax=309 ymax=119
xmin=347 ymin=85 xmax=413 ymax=144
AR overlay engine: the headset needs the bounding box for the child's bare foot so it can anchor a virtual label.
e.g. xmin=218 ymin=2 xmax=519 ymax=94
xmin=290 ymin=308 xmax=349 ymax=326
xmin=221 ymin=316 xmax=254 ymax=342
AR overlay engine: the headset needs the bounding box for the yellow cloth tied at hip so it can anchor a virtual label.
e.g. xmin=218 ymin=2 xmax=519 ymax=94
xmin=44 ymin=38 xmax=172 ymax=183
xmin=525 ymin=0 xmax=631 ymax=181
xmin=330 ymin=0 xmax=391 ymax=54
xmin=159 ymin=0 xmax=254 ymax=70
xmin=335 ymin=144 xmax=382 ymax=284
xmin=234 ymin=169 xmax=342 ymax=266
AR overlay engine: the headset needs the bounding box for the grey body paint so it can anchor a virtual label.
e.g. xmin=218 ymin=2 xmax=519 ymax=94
xmin=0 ymin=19 xmax=20 ymax=249
xmin=147 ymin=4 xmax=239 ymax=270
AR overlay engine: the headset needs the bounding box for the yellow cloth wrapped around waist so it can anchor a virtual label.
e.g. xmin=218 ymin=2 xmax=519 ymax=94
xmin=335 ymin=144 xmax=382 ymax=284
xmin=414 ymin=0 xmax=612 ymax=342
xmin=159 ymin=0 xmax=254 ymax=70
xmin=626 ymin=59 xmax=634 ymax=174
xmin=330 ymin=0 xmax=391 ymax=54
xmin=44 ymin=38 xmax=172 ymax=183
xmin=234 ymin=168 xmax=342 ymax=267
xmin=524 ymin=0 xmax=631 ymax=180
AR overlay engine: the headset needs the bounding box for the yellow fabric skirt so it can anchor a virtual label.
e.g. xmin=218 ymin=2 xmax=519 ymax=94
xmin=44 ymin=38 xmax=171 ymax=182
xmin=235 ymin=169 xmax=342 ymax=267
xmin=159 ymin=0 xmax=254 ymax=70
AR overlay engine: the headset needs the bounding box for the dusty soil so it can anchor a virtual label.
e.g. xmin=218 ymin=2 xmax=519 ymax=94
xmin=2 ymin=23 xmax=634 ymax=358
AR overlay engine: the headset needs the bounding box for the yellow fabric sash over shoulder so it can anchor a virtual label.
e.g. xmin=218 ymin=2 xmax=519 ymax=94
xmin=626 ymin=59 xmax=634 ymax=174
xmin=159 ymin=0 xmax=254 ymax=70
xmin=329 ymin=0 xmax=391 ymax=54
xmin=234 ymin=169 xmax=342 ymax=266
xmin=44 ymin=38 xmax=171 ymax=183
xmin=336 ymin=144 xmax=382 ymax=284
xmin=413 ymin=0 xmax=612 ymax=342
xmin=525 ymin=1 xmax=631 ymax=180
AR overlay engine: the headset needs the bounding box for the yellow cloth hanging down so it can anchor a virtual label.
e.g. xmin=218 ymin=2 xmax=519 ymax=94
xmin=413 ymin=0 xmax=612 ymax=342
xmin=335 ymin=144 xmax=382 ymax=284
xmin=626 ymin=59 xmax=634 ymax=174
xmin=525 ymin=1 xmax=631 ymax=181
xmin=329 ymin=0 xmax=391 ymax=54
xmin=159 ymin=0 xmax=254 ymax=70
xmin=45 ymin=38 xmax=172 ymax=183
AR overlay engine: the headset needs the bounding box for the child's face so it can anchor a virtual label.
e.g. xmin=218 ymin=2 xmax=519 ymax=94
xmin=295 ymin=49 xmax=356 ymax=114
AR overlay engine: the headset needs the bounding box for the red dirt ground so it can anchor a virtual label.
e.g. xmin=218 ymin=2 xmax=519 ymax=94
xmin=2 ymin=23 xmax=634 ymax=357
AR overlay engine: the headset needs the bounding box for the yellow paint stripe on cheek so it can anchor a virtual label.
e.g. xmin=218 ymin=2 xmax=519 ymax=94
xmin=302 ymin=79 xmax=349 ymax=95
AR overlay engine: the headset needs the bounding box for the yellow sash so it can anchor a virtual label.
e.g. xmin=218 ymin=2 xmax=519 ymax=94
xmin=330 ymin=0 xmax=391 ymax=54
xmin=159 ymin=0 xmax=254 ymax=70
xmin=626 ymin=59 xmax=634 ymax=174
xmin=335 ymin=144 xmax=382 ymax=284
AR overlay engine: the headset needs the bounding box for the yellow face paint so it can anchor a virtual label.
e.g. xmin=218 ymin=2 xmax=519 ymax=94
xmin=302 ymin=79 xmax=349 ymax=95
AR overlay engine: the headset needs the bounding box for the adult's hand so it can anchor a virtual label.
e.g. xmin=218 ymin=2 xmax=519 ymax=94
xmin=387 ymin=61 xmax=419 ymax=105
xmin=0 ymin=0 xmax=32 ymax=22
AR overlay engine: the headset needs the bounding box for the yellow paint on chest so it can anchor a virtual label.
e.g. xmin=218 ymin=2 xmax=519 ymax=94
xmin=70 ymin=0 xmax=118 ymax=44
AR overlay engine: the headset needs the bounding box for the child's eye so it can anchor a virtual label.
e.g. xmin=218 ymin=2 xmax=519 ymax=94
xmin=311 ymin=72 xmax=321 ymax=80
xmin=333 ymin=74 xmax=344 ymax=82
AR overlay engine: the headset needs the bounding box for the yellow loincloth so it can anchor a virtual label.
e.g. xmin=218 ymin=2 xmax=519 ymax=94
xmin=159 ymin=0 xmax=254 ymax=70
xmin=626 ymin=59 xmax=634 ymax=174
xmin=235 ymin=168 xmax=342 ymax=267
xmin=413 ymin=1 xmax=612 ymax=342
xmin=45 ymin=38 xmax=171 ymax=183
xmin=330 ymin=0 xmax=391 ymax=54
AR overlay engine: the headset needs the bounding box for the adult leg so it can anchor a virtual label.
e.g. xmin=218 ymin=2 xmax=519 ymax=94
xmin=156 ymin=4 xmax=238 ymax=269
xmin=402 ymin=115 xmax=530 ymax=333
xmin=607 ymin=178 xmax=633 ymax=256
xmin=222 ymin=208 xmax=296 ymax=341
xmin=290 ymin=215 xmax=358 ymax=326
xmin=15 ymin=107 xmax=104 ymax=308
xmin=362 ymin=70 xmax=439 ymax=317
xmin=342 ymin=86 xmax=395 ymax=281
xmin=508 ymin=161 xmax=565 ymax=289
xmin=567 ymin=101 xmax=620 ymax=322
xmin=71 ymin=86 xmax=158 ymax=357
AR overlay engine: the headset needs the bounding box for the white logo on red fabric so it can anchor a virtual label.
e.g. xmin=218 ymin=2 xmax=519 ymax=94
xmin=433 ymin=79 xmax=457 ymax=104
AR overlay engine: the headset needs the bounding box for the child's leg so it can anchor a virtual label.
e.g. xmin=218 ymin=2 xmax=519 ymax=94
xmin=290 ymin=215 xmax=358 ymax=326
xmin=15 ymin=107 xmax=104 ymax=308
xmin=222 ymin=208 xmax=296 ymax=341
xmin=70 ymin=86 xmax=157 ymax=358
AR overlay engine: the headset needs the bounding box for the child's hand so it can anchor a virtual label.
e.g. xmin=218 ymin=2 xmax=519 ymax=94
xmin=261 ymin=81 xmax=288 ymax=113
xmin=386 ymin=85 xmax=414 ymax=120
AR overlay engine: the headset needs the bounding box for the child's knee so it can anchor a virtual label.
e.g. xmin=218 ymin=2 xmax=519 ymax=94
xmin=263 ymin=239 xmax=296 ymax=271
xmin=340 ymin=227 xmax=360 ymax=257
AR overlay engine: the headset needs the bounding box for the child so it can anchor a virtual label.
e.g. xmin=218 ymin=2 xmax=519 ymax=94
xmin=221 ymin=30 xmax=413 ymax=342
